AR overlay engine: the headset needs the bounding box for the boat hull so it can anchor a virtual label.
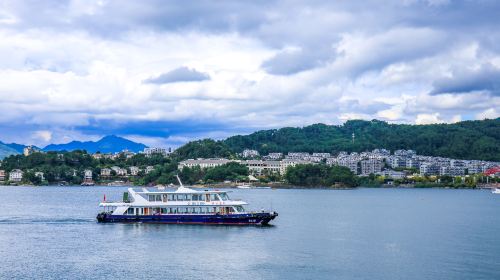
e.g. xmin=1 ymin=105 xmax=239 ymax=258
xmin=96 ymin=212 xmax=278 ymax=225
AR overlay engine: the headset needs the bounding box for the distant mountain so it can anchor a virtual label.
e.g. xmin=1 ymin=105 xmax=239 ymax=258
xmin=4 ymin=142 xmax=27 ymax=153
xmin=43 ymin=135 xmax=148 ymax=153
xmin=223 ymin=118 xmax=500 ymax=161
xmin=0 ymin=142 xmax=20 ymax=159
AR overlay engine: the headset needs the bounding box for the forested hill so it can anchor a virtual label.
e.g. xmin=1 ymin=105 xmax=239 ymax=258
xmin=223 ymin=119 xmax=500 ymax=161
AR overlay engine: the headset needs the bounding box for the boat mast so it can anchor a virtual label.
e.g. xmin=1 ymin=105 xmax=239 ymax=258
xmin=176 ymin=175 xmax=184 ymax=187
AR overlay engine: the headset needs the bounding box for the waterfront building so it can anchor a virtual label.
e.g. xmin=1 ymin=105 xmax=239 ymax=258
xmin=420 ymin=163 xmax=440 ymax=176
xmin=242 ymin=160 xmax=281 ymax=175
xmin=178 ymin=159 xmax=237 ymax=170
xmin=145 ymin=166 xmax=154 ymax=174
xmin=0 ymin=170 xmax=5 ymax=181
xmin=360 ymin=159 xmax=383 ymax=175
xmin=101 ymin=168 xmax=111 ymax=177
xmin=144 ymin=147 xmax=169 ymax=157
xmin=337 ymin=158 xmax=359 ymax=174
xmin=279 ymin=159 xmax=311 ymax=174
xmin=82 ymin=169 xmax=94 ymax=186
xmin=84 ymin=169 xmax=93 ymax=180
xmin=242 ymin=149 xmax=259 ymax=158
xmin=129 ymin=166 xmax=140 ymax=176
xmin=111 ymin=166 xmax=128 ymax=176
xmin=375 ymin=170 xmax=406 ymax=179
xmin=9 ymin=169 xmax=23 ymax=182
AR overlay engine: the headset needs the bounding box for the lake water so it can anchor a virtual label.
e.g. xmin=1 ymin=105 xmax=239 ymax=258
xmin=0 ymin=186 xmax=499 ymax=280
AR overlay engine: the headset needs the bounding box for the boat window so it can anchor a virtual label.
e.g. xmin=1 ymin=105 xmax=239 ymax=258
xmin=168 ymin=194 xmax=174 ymax=201
xmin=205 ymin=194 xmax=210 ymax=202
xmin=162 ymin=195 xmax=168 ymax=202
xmin=156 ymin=195 xmax=162 ymax=201
xmin=219 ymin=193 xmax=229 ymax=201
xmin=235 ymin=206 xmax=244 ymax=212
xmin=210 ymin=194 xmax=219 ymax=201
xmin=161 ymin=208 xmax=168 ymax=214
xmin=127 ymin=208 xmax=134 ymax=214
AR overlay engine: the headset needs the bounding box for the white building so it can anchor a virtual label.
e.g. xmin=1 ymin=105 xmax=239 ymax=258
xmin=375 ymin=170 xmax=406 ymax=179
xmin=178 ymin=159 xmax=237 ymax=169
xmin=145 ymin=166 xmax=154 ymax=174
xmin=390 ymin=157 xmax=406 ymax=169
xmin=111 ymin=166 xmax=128 ymax=176
xmin=265 ymin=153 xmax=283 ymax=160
xmin=420 ymin=163 xmax=440 ymax=176
xmin=242 ymin=160 xmax=281 ymax=175
xmin=286 ymin=152 xmax=310 ymax=160
xmin=129 ymin=166 xmax=140 ymax=176
xmin=337 ymin=158 xmax=359 ymax=174
xmin=360 ymin=159 xmax=383 ymax=175
xmin=101 ymin=168 xmax=111 ymax=177
xmin=143 ymin=147 xmax=169 ymax=157
xmin=242 ymin=149 xmax=259 ymax=158
xmin=9 ymin=169 xmax=23 ymax=182
xmin=84 ymin=169 xmax=93 ymax=180
xmin=279 ymin=159 xmax=310 ymax=174
xmin=35 ymin=172 xmax=44 ymax=181
xmin=23 ymin=145 xmax=41 ymax=156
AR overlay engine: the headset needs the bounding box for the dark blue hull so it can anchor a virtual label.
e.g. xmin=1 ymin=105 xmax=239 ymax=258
xmin=96 ymin=212 xmax=278 ymax=225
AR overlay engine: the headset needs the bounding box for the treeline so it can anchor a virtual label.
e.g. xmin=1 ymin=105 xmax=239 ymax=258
xmin=0 ymin=150 xmax=251 ymax=186
xmin=1 ymin=150 xmax=171 ymax=185
xmin=284 ymin=164 xmax=358 ymax=187
xmin=223 ymin=119 xmax=500 ymax=161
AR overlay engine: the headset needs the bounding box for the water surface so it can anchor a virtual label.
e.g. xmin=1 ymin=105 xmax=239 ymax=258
xmin=0 ymin=186 xmax=499 ymax=279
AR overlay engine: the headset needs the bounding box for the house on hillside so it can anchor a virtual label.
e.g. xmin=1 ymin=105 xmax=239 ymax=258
xmin=9 ymin=169 xmax=23 ymax=182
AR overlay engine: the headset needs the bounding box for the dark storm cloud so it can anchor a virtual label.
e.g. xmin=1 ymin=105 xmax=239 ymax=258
xmin=144 ymin=67 xmax=210 ymax=84
xmin=430 ymin=65 xmax=500 ymax=96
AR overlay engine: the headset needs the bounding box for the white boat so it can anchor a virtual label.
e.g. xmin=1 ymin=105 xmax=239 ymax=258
xmin=96 ymin=176 xmax=278 ymax=225
xmin=492 ymin=188 xmax=500 ymax=194
xmin=236 ymin=184 xmax=252 ymax=189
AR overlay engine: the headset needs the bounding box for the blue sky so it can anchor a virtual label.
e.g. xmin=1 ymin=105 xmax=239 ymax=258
xmin=0 ymin=0 xmax=499 ymax=148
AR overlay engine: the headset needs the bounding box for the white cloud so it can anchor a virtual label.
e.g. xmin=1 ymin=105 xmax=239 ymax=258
xmin=0 ymin=1 xmax=499 ymax=145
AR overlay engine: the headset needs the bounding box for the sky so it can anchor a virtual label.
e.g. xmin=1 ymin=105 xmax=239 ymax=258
xmin=0 ymin=0 xmax=499 ymax=148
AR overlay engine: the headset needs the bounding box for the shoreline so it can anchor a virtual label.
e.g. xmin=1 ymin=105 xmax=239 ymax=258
xmin=2 ymin=182 xmax=498 ymax=190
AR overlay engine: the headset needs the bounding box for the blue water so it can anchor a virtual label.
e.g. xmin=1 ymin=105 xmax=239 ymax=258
xmin=0 ymin=187 xmax=499 ymax=280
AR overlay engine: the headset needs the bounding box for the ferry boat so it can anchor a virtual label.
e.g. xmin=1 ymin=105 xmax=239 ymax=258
xmin=492 ymin=188 xmax=500 ymax=194
xmin=96 ymin=177 xmax=278 ymax=225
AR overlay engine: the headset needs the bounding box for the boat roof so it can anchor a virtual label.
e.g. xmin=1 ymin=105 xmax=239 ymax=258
xmin=133 ymin=187 xmax=230 ymax=195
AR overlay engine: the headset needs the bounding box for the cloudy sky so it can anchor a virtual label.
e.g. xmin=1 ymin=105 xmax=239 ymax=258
xmin=1 ymin=0 xmax=499 ymax=147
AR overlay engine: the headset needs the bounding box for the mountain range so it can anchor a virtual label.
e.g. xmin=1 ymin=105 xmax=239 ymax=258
xmin=0 ymin=135 xmax=148 ymax=159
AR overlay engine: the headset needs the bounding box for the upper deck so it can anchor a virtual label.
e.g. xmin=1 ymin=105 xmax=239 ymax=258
xmin=100 ymin=186 xmax=247 ymax=208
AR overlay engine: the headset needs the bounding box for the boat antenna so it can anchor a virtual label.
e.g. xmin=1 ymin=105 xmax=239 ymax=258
xmin=176 ymin=175 xmax=184 ymax=187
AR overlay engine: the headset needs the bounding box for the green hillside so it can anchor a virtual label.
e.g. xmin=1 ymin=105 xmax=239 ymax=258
xmin=223 ymin=119 xmax=500 ymax=161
